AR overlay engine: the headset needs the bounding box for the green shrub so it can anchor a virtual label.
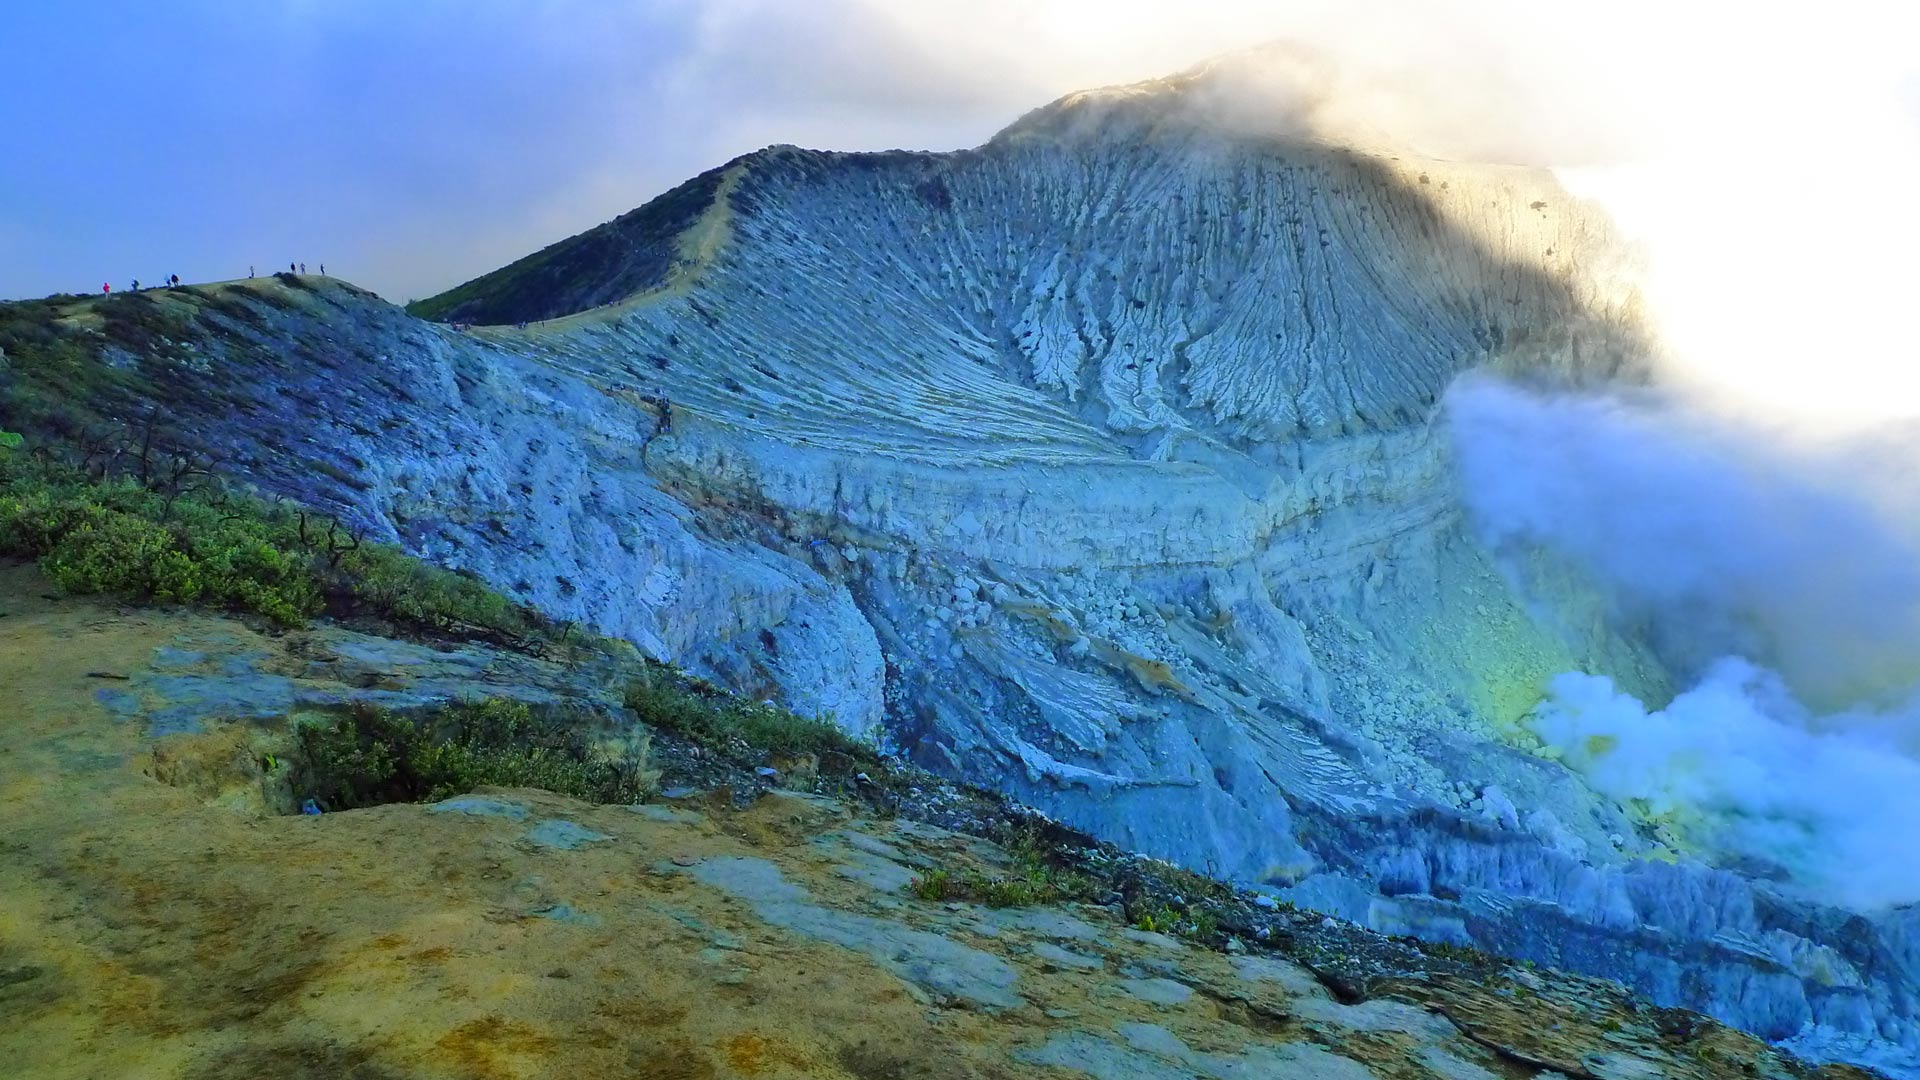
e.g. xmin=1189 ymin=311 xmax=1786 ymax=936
xmin=0 ymin=453 xmax=545 ymax=637
xmin=623 ymin=663 xmax=870 ymax=759
xmin=907 ymin=863 xmax=1095 ymax=908
xmin=0 ymin=466 xmax=322 ymax=624
xmin=1128 ymin=902 xmax=1220 ymax=942
xmin=334 ymin=543 xmax=531 ymax=639
xmin=294 ymin=699 xmax=653 ymax=810
xmin=906 ymin=824 xmax=1097 ymax=908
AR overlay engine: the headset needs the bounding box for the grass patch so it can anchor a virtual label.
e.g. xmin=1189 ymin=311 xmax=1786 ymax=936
xmin=96 ymin=290 xmax=197 ymax=357
xmin=906 ymin=822 xmax=1098 ymax=908
xmin=200 ymin=289 xmax=270 ymax=328
xmin=294 ymin=699 xmax=653 ymax=811
xmin=623 ymin=662 xmax=871 ymax=759
xmin=0 ymin=294 xmax=152 ymax=438
xmin=907 ymin=864 xmax=1096 ymax=908
xmin=1128 ymin=901 xmax=1220 ymax=942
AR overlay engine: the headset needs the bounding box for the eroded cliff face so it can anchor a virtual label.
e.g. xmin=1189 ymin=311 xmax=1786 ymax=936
xmin=62 ymin=59 xmax=1917 ymax=1073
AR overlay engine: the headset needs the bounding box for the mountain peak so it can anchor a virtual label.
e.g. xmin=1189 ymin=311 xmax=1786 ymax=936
xmin=994 ymin=42 xmax=1415 ymax=157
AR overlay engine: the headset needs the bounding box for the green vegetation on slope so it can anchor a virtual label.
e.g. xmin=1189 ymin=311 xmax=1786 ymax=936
xmin=0 ymin=283 xmax=326 ymax=443
xmin=907 ymin=824 xmax=1099 ymax=908
xmin=2 ymin=291 xmax=172 ymax=439
xmin=0 ymin=452 xmax=542 ymax=639
xmin=2 ymin=283 xmax=875 ymax=811
xmin=295 ymin=699 xmax=654 ymax=811
xmin=623 ymin=660 xmax=874 ymax=761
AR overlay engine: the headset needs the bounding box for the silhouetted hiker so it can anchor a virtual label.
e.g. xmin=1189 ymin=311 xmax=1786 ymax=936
xmin=249 ymin=266 xmax=255 ymax=278
xmin=169 ymin=274 xmax=179 ymax=287
xmin=130 ymin=279 xmax=139 ymax=292
xmin=299 ymin=262 xmax=306 ymax=274
xmin=290 ymin=262 xmax=296 ymax=273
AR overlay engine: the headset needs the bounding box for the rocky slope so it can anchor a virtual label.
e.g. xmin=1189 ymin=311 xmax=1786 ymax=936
xmin=0 ymin=568 xmax=1880 ymax=1079
xmin=7 ymin=50 xmax=1916 ymax=1073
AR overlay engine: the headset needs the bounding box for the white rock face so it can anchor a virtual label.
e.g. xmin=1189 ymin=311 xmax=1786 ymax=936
xmin=165 ymin=62 xmax=1917 ymax=1072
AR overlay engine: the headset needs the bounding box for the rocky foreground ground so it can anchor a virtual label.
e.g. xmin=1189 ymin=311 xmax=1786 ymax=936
xmin=0 ymin=562 xmax=1880 ymax=1079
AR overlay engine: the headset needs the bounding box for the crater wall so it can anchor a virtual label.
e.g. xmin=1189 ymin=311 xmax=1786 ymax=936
xmin=110 ymin=64 xmax=1920 ymax=1073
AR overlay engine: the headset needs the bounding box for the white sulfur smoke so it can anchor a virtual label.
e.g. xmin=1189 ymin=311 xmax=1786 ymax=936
xmin=1534 ymin=661 xmax=1920 ymax=910
xmin=1451 ymin=377 xmax=1920 ymax=907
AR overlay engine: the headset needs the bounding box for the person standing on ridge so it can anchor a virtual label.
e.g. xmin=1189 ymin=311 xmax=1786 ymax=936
xmin=289 ymin=262 xmax=296 ymax=273
xmin=169 ymin=274 xmax=179 ymax=287
xmin=299 ymin=262 xmax=306 ymax=274
xmin=249 ymin=266 xmax=255 ymax=278
xmin=319 ymin=263 xmax=325 ymax=275
xmin=130 ymin=279 xmax=139 ymax=292
xmin=101 ymin=282 xmax=110 ymax=295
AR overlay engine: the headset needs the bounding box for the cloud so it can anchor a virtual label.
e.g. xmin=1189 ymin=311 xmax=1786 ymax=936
xmin=1449 ymin=377 xmax=1920 ymax=709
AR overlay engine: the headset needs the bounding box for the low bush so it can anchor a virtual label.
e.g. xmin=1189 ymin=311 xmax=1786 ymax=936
xmin=908 ymin=863 xmax=1096 ymax=908
xmin=294 ymin=699 xmax=653 ymax=810
xmin=0 ymin=452 xmax=542 ymax=639
xmin=0 ymin=464 xmax=322 ymax=624
xmin=1128 ymin=902 xmax=1219 ymax=940
xmin=328 ymin=537 xmax=535 ymax=641
xmin=623 ymin=662 xmax=870 ymax=759
xmin=906 ymin=823 xmax=1098 ymax=908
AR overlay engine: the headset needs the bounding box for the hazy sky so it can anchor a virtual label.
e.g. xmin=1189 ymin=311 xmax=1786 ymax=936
xmin=0 ymin=2 xmax=1306 ymax=302
xmin=6 ymin=1 xmax=1918 ymax=307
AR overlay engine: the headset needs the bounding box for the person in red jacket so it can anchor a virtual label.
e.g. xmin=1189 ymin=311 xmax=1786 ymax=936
xmin=102 ymin=282 xmax=110 ymax=295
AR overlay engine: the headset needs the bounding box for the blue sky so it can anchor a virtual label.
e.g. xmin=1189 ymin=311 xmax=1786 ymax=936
xmin=2 ymin=1 xmax=1342 ymax=302
xmin=0 ymin=3 xmax=1032 ymax=302
xmin=1 ymin=6 xmax=735 ymax=301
